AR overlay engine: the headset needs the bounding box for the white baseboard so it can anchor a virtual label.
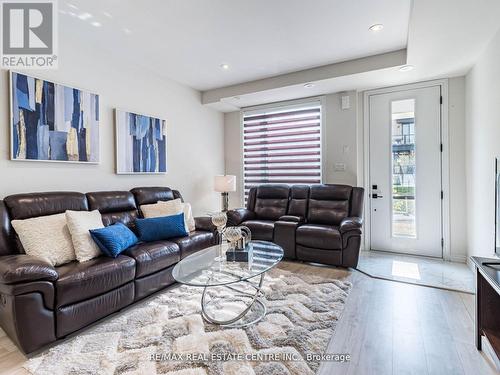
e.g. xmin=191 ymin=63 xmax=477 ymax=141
xmin=449 ymin=254 xmax=467 ymax=263
xmin=466 ymin=257 xmax=475 ymax=272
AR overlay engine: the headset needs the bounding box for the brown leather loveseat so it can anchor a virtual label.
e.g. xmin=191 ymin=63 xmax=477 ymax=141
xmin=227 ymin=184 xmax=364 ymax=268
xmin=0 ymin=187 xmax=215 ymax=354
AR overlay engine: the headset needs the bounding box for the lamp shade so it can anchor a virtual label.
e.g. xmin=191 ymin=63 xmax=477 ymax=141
xmin=214 ymin=175 xmax=236 ymax=192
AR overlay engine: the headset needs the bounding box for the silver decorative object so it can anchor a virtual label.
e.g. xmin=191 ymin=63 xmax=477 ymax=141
xmin=237 ymin=226 xmax=252 ymax=249
xmin=211 ymin=212 xmax=227 ymax=261
xmin=224 ymin=226 xmax=242 ymax=249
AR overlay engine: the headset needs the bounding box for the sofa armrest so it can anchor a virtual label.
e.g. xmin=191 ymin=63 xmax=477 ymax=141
xmin=194 ymin=216 xmax=217 ymax=232
xmin=339 ymin=217 xmax=363 ymax=234
xmin=0 ymin=255 xmax=58 ymax=284
xmin=227 ymin=208 xmax=256 ymax=226
xmin=278 ymin=215 xmax=304 ymax=223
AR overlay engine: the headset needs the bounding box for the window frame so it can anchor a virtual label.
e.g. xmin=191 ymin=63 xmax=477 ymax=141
xmin=239 ymin=97 xmax=325 ymax=206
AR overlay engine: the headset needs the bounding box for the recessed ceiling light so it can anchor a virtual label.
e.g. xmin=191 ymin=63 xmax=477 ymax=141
xmin=220 ymin=63 xmax=230 ymax=70
xmin=399 ymin=65 xmax=414 ymax=72
xmin=91 ymin=21 xmax=101 ymax=27
xmin=77 ymin=12 xmax=92 ymax=20
xmin=369 ymin=24 xmax=384 ymax=32
xmin=123 ymin=28 xmax=132 ymax=35
xmin=68 ymin=11 xmax=76 ymax=17
xmin=304 ymin=83 xmax=315 ymax=88
xmin=102 ymin=11 xmax=113 ymax=18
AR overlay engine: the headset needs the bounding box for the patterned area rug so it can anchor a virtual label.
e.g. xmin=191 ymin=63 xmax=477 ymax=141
xmin=25 ymin=268 xmax=351 ymax=375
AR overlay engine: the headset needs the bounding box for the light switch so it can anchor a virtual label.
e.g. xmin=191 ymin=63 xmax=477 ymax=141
xmin=341 ymin=95 xmax=350 ymax=110
xmin=343 ymin=145 xmax=350 ymax=154
xmin=334 ymin=163 xmax=346 ymax=172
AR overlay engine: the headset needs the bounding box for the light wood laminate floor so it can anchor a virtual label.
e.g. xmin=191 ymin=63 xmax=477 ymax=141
xmin=0 ymin=261 xmax=495 ymax=375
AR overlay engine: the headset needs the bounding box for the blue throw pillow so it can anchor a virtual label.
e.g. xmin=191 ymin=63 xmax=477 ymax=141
xmin=135 ymin=213 xmax=188 ymax=242
xmin=89 ymin=223 xmax=138 ymax=258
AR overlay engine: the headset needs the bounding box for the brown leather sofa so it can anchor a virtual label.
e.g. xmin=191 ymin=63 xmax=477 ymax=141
xmin=0 ymin=187 xmax=216 ymax=354
xmin=227 ymin=184 xmax=364 ymax=268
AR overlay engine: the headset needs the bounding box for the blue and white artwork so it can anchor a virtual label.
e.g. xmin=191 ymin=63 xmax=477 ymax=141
xmin=10 ymin=72 xmax=99 ymax=163
xmin=115 ymin=109 xmax=167 ymax=174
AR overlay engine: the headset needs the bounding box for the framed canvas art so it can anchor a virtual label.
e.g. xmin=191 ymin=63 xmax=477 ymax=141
xmin=10 ymin=71 xmax=99 ymax=163
xmin=115 ymin=109 xmax=167 ymax=174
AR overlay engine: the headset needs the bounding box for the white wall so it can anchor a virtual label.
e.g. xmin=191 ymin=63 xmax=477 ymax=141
xmin=0 ymin=33 xmax=225 ymax=215
xmin=448 ymin=77 xmax=468 ymax=261
xmin=465 ymin=28 xmax=500 ymax=259
xmin=323 ymin=92 xmax=358 ymax=186
xmin=223 ymin=92 xmax=358 ymax=208
xmin=224 ymin=111 xmax=242 ymax=209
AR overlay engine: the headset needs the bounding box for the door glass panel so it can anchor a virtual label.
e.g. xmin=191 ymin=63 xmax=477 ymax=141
xmin=391 ymin=99 xmax=416 ymax=238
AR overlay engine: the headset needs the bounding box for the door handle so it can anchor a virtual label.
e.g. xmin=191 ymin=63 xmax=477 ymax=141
xmin=372 ymin=193 xmax=383 ymax=199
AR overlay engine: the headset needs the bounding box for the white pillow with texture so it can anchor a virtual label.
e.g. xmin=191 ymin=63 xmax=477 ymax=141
xmin=141 ymin=198 xmax=183 ymax=218
xmin=66 ymin=210 xmax=104 ymax=262
xmin=11 ymin=213 xmax=76 ymax=266
xmin=182 ymin=202 xmax=196 ymax=232
xmin=140 ymin=198 xmax=195 ymax=232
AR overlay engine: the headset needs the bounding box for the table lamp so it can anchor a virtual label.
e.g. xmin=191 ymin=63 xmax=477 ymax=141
xmin=214 ymin=175 xmax=236 ymax=212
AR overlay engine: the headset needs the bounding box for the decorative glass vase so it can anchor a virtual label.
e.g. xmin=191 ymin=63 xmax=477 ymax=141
xmin=211 ymin=212 xmax=227 ymax=261
xmin=224 ymin=226 xmax=242 ymax=250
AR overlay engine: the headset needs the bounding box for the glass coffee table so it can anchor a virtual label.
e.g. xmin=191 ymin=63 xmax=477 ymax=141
xmin=172 ymin=240 xmax=283 ymax=327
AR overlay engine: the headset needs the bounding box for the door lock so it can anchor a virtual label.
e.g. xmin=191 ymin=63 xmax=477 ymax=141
xmin=372 ymin=193 xmax=383 ymax=199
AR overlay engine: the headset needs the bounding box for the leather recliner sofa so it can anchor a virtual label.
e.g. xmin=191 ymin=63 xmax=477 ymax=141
xmin=0 ymin=187 xmax=216 ymax=354
xmin=227 ymin=184 xmax=364 ymax=268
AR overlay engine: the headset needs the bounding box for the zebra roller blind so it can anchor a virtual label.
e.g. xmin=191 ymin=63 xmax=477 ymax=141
xmin=242 ymin=100 xmax=322 ymax=200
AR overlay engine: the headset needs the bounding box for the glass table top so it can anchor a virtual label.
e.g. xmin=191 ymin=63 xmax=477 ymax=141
xmin=172 ymin=241 xmax=284 ymax=287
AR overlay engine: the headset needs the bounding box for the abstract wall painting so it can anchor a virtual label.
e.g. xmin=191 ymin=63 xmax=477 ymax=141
xmin=10 ymin=72 xmax=100 ymax=163
xmin=115 ymin=109 xmax=167 ymax=174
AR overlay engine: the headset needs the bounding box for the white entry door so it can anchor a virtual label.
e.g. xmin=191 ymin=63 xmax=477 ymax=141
xmin=369 ymin=86 xmax=443 ymax=257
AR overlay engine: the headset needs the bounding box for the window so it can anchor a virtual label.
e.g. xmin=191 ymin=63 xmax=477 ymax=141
xmin=242 ymin=101 xmax=322 ymax=201
xmin=391 ymin=99 xmax=416 ymax=238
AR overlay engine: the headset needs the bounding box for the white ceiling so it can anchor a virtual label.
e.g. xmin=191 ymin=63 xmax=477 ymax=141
xmin=60 ymin=0 xmax=500 ymax=111
xmin=204 ymin=0 xmax=500 ymax=110
xmin=59 ymin=0 xmax=410 ymax=90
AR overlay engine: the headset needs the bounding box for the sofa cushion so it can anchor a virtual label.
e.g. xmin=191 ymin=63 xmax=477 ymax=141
xmin=307 ymin=185 xmax=352 ymax=226
xmin=131 ymin=187 xmax=175 ymax=206
xmin=242 ymin=220 xmax=275 ymax=241
xmin=296 ymin=224 xmax=342 ymax=250
xmin=170 ymin=231 xmax=214 ymax=259
xmin=287 ymin=185 xmax=310 ymax=218
xmin=86 ymin=191 xmax=138 ymax=228
xmin=4 ymin=192 xmax=88 ymax=220
xmin=253 ymin=185 xmax=289 ymax=220
xmin=124 ymin=241 xmax=180 ymax=278
xmin=55 ymin=255 xmax=135 ymax=307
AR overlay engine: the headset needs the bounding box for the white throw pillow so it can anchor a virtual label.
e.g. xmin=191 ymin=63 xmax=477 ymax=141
xmin=11 ymin=213 xmax=76 ymax=266
xmin=66 ymin=210 xmax=104 ymax=262
xmin=141 ymin=198 xmax=183 ymax=218
xmin=182 ymin=202 xmax=196 ymax=232
xmin=140 ymin=198 xmax=195 ymax=232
